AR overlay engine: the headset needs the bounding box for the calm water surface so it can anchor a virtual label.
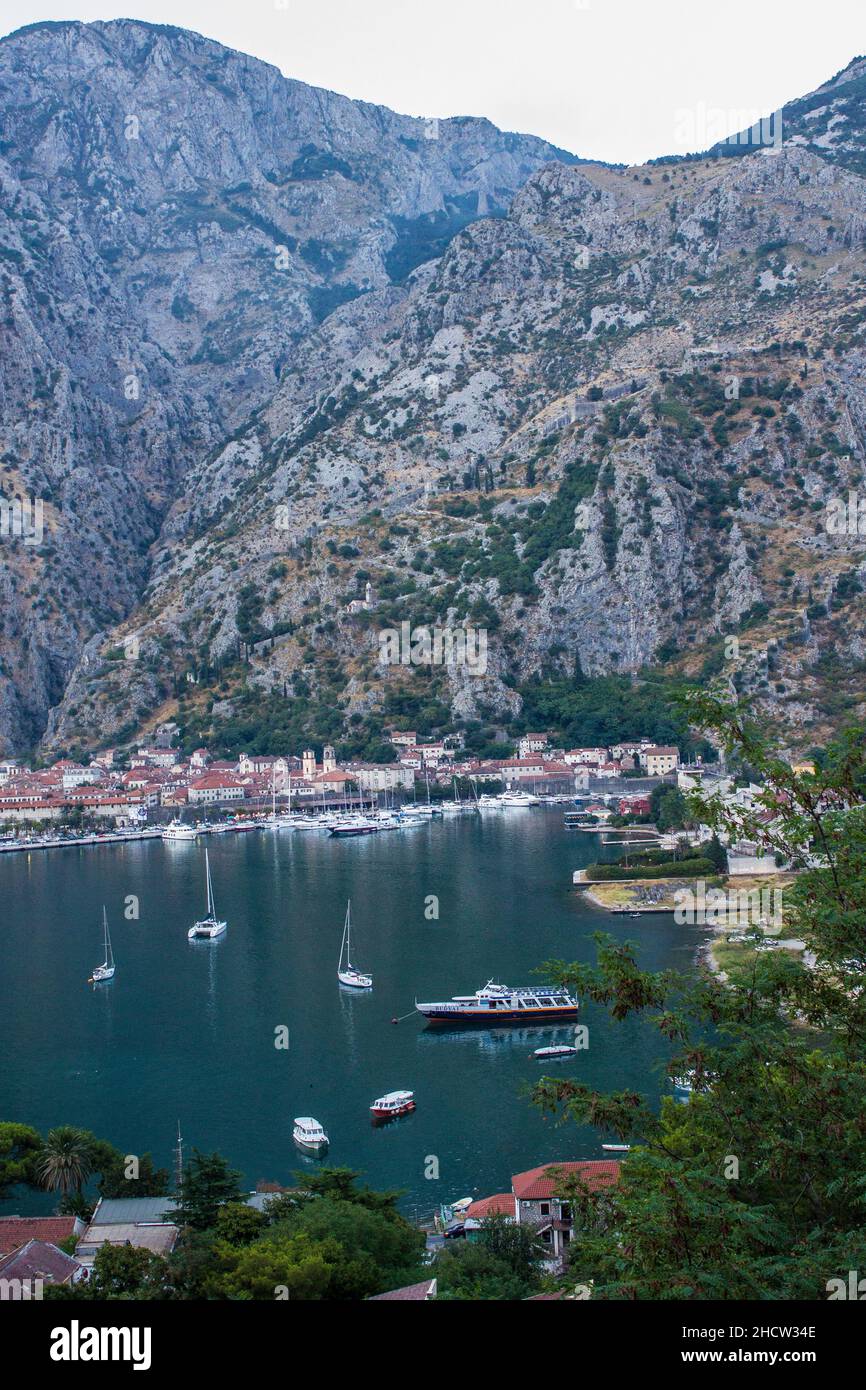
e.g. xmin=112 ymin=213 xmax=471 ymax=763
xmin=0 ymin=810 xmax=705 ymax=1214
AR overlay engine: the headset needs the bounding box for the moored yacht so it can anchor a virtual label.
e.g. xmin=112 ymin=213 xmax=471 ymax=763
xmin=88 ymin=907 xmax=116 ymax=984
xmin=162 ymin=819 xmax=198 ymax=842
xmin=499 ymin=789 xmax=540 ymax=807
xmin=416 ymin=980 xmax=579 ymax=1026
xmin=329 ymin=816 xmax=378 ymax=837
xmin=293 ymin=1117 xmax=329 ymax=1153
xmin=187 ymin=848 xmax=227 ymax=940
xmin=370 ymin=1090 xmax=416 ymax=1121
xmin=337 ymin=900 xmax=372 ymax=989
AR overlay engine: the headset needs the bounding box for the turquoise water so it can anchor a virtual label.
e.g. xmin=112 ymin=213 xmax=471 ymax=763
xmin=0 ymin=810 xmax=701 ymax=1214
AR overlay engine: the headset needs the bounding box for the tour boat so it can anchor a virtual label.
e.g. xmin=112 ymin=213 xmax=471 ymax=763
xmin=337 ymin=900 xmax=372 ymax=989
xmin=88 ymin=907 xmax=116 ymax=984
xmin=416 ymin=980 xmax=579 ymax=1027
xmin=532 ymin=1044 xmax=579 ymax=1059
xmin=370 ymin=1090 xmax=416 ymax=1121
xmin=292 ymin=1117 xmax=329 ymax=1153
xmin=187 ymin=848 xmax=227 ymax=940
xmin=162 ymin=819 xmax=198 ymax=842
xmin=672 ymin=1071 xmax=696 ymax=1093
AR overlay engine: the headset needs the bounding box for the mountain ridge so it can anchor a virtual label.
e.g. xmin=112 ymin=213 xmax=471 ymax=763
xmin=1 ymin=20 xmax=865 ymax=758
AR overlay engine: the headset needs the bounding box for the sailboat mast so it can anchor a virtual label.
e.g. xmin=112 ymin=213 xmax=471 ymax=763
xmin=174 ymin=1120 xmax=184 ymax=1190
xmin=103 ymin=906 xmax=113 ymax=968
xmin=205 ymin=849 xmax=214 ymax=916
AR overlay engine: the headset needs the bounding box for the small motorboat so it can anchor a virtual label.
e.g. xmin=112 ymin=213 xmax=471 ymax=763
xmin=370 ymin=1090 xmax=416 ymax=1122
xmin=532 ymin=1044 xmax=579 ymax=1059
xmin=602 ymin=1143 xmax=632 ymax=1152
xmin=293 ymin=1117 xmax=329 ymax=1154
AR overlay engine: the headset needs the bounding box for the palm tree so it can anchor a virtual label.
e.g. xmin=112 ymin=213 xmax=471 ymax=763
xmin=37 ymin=1126 xmax=93 ymax=1196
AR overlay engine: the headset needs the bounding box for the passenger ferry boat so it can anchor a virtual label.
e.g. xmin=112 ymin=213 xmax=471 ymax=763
xmin=416 ymin=980 xmax=578 ymax=1026
xmin=370 ymin=1090 xmax=416 ymax=1121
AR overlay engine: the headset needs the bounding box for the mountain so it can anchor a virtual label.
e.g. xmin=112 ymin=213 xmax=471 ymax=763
xmin=0 ymin=17 xmax=574 ymax=751
xmin=1 ymin=20 xmax=865 ymax=760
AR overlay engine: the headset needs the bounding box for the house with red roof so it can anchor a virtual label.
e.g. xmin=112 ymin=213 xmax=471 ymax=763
xmin=0 ymin=1215 xmax=84 ymax=1257
xmin=464 ymin=1160 xmax=620 ymax=1268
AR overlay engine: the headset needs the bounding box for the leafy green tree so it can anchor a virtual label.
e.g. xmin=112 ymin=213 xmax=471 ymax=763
xmin=531 ymin=694 xmax=866 ymax=1299
xmin=92 ymin=1142 xmax=170 ymax=1199
xmin=214 ymin=1201 xmax=267 ymax=1247
xmin=47 ymin=1243 xmax=170 ymax=1301
xmin=175 ymin=1150 xmax=243 ymax=1231
xmin=0 ymin=1121 xmax=42 ymax=1196
xmin=436 ymin=1243 xmax=534 ymax=1301
xmin=704 ymin=833 xmax=729 ymax=874
xmin=219 ymin=1232 xmax=334 ymax=1300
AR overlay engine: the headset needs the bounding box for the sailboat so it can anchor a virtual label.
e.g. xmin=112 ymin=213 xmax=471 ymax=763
xmin=88 ymin=906 xmax=116 ymax=983
xmin=337 ymin=900 xmax=372 ymax=989
xmin=188 ymin=848 xmax=228 ymax=940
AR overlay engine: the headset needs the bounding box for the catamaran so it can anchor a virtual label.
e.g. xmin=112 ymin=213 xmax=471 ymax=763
xmin=88 ymin=906 xmax=116 ymax=983
xmin=188 ymin=848 xmax=227 ymax=940
xmin=337 ymin=900 xmax=372 ymax=988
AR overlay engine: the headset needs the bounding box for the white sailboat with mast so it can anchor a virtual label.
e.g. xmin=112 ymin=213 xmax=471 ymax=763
xmin=188 ymin=848 xmax=227 ymax=940
xmin=88 ymin=906 xmax=116 ymax=983
xmin=337 ymin=899 xmax=372 ymax=989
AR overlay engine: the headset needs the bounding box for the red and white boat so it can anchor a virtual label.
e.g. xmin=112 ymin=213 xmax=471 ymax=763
xmin=370 ymin=1090 xmax=416 ymax=1121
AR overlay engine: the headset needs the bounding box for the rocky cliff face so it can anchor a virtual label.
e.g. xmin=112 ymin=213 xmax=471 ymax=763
xmin=2 ymin=21 xmax=865 ymax=756
xmin=0 ymin=17 xmax=573 ymax=752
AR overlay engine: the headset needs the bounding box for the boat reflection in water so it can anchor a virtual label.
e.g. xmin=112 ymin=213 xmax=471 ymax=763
xmin=416 ymin=1025 xmax=581 ymax=1055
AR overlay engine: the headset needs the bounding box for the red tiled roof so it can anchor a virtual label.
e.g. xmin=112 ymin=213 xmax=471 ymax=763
xmin=512 ymin=1160 xmax=621 ymax=1200
xmin=0 ymin=1216 xmax=79 ymax=1256
xmin=189 ymin=773 xmax=246 ymax=789
xmin=466 ymin=1193 xmax=515 ymax=1220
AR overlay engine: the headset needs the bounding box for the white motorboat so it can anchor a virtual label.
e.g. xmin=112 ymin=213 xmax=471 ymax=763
xmin=329 ymin=816 xmax=378 ymax=837
xmin=499 ymin=790 xmax=540 ymax=807
xmin=370 ymin=1090 xmax=415 ymax=1121
xmin=188 ymin=848 xmax=227 ymax=940
xmin=162 ymin=819 xmax=198 ymax=842
xmin=532 ymin=1044 xmax=579 ymax=1059
xmin=337 ymin=900 xmax=372 ymax=988
xmin=293 ymin=1117 xmax=329 ymax=1153
xmin=88 ymin=906 xmax=116 ymax=984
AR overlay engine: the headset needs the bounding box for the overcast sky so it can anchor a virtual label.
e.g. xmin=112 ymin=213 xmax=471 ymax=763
xmin=1 ymin=1 xmax=863 ymax=164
